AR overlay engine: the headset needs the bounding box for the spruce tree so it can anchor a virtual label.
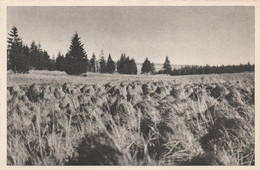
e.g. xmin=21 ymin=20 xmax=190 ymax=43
xmin=117 ymin=53 xmax=127 ymax=74
xmin=129 ymin=58 xmax=137 ymax=74
xmin=29 ymin=41 xmax=38 ymax=69
xmin=99 ymin=50 xmax=106 ymax=73
xmin=99 ymin=56 xmax=107 ymax=73
xmin=55 ymin=52 xmax=65 ymax=71
xmin=125 ymin=57 xmax=130 ymax=74
xmin=15 ymin=45 xmax=30 ymax=73
xmin=117 ymin=54 xmax=137 ymax=74
xmin=7 ymin=26 xmax=29 ymax=73
xmin=40 ymin=50 xmax=50 ymax=70
xmin=89 ymin=53 xmax=97 ymax=72
xmin=141 ymin=58 xmax=155 ymax=74
xmin=28 ymin=42 xmax=51 ymax=70
xmin=162 ymin=56 xmax=172 ymax=74
xmin=106 ymin=54 xmax=115 ymax=73
xmin=65 ymin=33 xmax=88 ymax=75
xmin=150 ymin=63 xmax=155 ymax=74
xmin=48 ymin=56 xmax=56 ymax=71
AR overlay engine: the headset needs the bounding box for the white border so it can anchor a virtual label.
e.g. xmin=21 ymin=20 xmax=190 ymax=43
xmin=0 ymin=1 xmax=259 ymax=170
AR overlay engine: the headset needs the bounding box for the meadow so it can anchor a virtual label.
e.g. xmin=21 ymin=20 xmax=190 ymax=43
xmin=7 ymin=71 xmax=255 ymax=165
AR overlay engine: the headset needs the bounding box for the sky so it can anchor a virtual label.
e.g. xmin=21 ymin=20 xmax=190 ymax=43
xmin=7 ymin=6 xmax=254 ymax=65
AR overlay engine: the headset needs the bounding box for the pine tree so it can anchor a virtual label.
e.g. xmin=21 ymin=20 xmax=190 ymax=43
xmin=162 ymin=56 xmax=172 ymax=74
xmin=7 ymin=26 xmax=29 ymax=73
xmin=106 ymin=54 xmax=115 ymax=73
xmin=141 ymin=58 xmax=155 ymax=74
xmin=65 ymin=32 xmax=88 ymax=75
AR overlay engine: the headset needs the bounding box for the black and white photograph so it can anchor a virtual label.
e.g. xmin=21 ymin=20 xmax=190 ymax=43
xmin=2 ymin=1 xmax=258 ymax=167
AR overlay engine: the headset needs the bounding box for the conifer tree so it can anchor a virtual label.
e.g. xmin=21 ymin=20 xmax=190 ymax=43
xmin=99 ymin=50 xmax=107 ymax=73
xmin=55 ymin=52 xmax=65 ymax=71
xmin=7 ymin=26 xmax=29 ymax=73
xmin=117 ymin=53 xmax=137 ymax=74
xmin=150 ymin=63 xmax=155 ymax=74
xmin=162 ymin=56 xmax=172 ymax=74
xmin=65 ymin=33 xmax=88 ymax=75
xmin=106 ymin=54 xmax=115 ymax=73
xmin=99 ymin=57 xmax=106 ymax=73
xmin=141 ymin=58 xmax=155 ymax=74
xmin=28 ymin=41 xmax=50 ymax=70
xmin=89 ymin=53 xmax=97 ymax=72
xmin=48 ymin=56 xmax=56 ymax=71
xmin=129 ymin=58 xmax=137 ymax=74
xmin=39 ymin=49 xmax=50 ymax=70
xmin=117 ymin=53 xmax=127 ymax=74
xmin=28 ymin=41 xmax=38 ymax=69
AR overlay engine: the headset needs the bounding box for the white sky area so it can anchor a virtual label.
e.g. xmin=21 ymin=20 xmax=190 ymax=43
xmin=7 ymin=6 xmax=254 ymax=65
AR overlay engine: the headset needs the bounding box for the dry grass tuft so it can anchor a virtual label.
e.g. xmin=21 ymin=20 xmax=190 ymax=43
xmin=7 ymin=72 xmax=255 ymax=165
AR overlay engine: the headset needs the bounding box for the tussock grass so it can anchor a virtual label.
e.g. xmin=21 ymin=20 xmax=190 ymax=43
xmin=7 ymin=72 xmax=255 ymax=165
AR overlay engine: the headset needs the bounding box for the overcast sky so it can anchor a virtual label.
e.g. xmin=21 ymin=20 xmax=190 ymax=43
xmin=7 ymin=6 xmax=254 ymax=65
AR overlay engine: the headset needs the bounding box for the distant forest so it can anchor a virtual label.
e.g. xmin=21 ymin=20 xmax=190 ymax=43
xmin=7 ymin=26 xmax=254 ymax=76
xmin=158 ymin=63 xmax=254 ymax=76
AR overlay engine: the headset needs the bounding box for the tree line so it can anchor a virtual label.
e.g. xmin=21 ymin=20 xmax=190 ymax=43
xmin=7 ymin=27 xmax=52 ymax=73
xmin=156 ymin=57 xmax=254 ymax=76
xmin=7 ymin=26 xmax=254 ymax=76
xmin=169 ymin=63 xmax=254 ymax=76
xmin=7 ymin=26 xmax=136 ymax=75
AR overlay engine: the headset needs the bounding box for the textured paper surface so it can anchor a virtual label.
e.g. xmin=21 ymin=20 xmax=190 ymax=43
xmin=0 ymin=0 xmax=259 ymax=169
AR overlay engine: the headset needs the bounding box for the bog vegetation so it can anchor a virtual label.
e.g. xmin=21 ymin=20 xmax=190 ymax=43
xmin=7 ymin=72 xmax=254 ymax=165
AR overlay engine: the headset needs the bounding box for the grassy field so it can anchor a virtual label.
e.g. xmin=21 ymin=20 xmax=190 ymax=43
xmin=7 ymin=70 xmax=253 ymax=87
xmin=7 ymin=71 xmax=255 ymax=165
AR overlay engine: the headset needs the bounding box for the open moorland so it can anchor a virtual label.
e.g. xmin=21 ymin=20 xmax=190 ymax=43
xmin=7 ymin=71 xmax=255 ymax=165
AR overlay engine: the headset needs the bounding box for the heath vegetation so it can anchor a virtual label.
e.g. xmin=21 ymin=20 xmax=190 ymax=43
xmin=7 ymin=72 xmax=254 ymax=165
